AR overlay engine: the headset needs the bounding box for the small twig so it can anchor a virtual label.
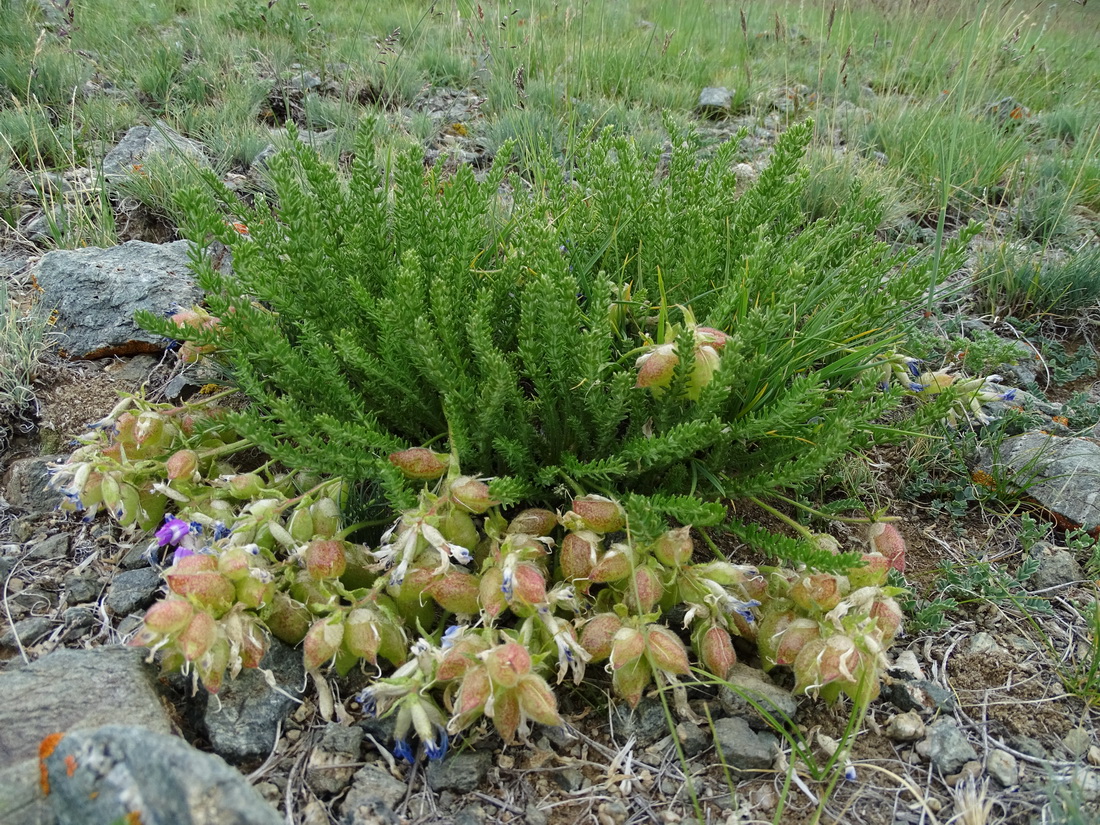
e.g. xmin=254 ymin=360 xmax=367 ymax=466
xmin=471 ymin=791 xmax=524 ymax=815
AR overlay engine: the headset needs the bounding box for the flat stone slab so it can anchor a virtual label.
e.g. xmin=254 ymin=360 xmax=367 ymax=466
xmin=43 ymin=725 xmax=281 ymax=825
xmin=977 ymin=433 xmax=1100 ymax=531
xmin=102 ymin=121 xmax=209 ymax=179
xmin=33 ymin=240 xmax=203 ymax=359
xmin=0 ymin=647 xmax=173 ymax=825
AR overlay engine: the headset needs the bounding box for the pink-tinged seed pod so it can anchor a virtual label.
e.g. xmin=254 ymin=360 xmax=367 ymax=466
xmin=218 ymin=548 xmax=253 ymax=581
xmin=265 ymin=592 xmax=312 ymax=645
xmin=375 ymin=613 xmax=408 ymax=667
xmin=811 ymin=533 xmax=842 ymax=554
xmin=197 ymin=637 xmax=231 ymax=694
xmin=789 ymin=573 xmax=844 ymax=613
xmin=239 ymin=627 xmax=267 ymax=670
xmin=225 ymin=473 xmax=264 ymax=500
xmin=438 ymin=636 xmax=491 ymax=682
xmin=868 ymin=522 xmax=906 ymax=573
xmin=696 ymin=624 xmax=737 ymax=679
xmin=440 ymin=510 xmax=479 ymax=551
xmin=612 ymin=656 xmax=652 ymax=708
xmin=635 ymin=345 xmax=678 ymax=396
xmin=847 ymin=553 xmax=891 ymax=590
xmin=869 ymin=597 xmax=904 ymax=642
xmin=569 ymin=495 xmax=626 ymax=533
xmin=287 ymin=508 xmax=315 ymax=543
xmin=309 ymin=497 xmax=341 ymax=537
xmin=688 ymin=345 xmax=720 ymax=400
xmin=426 ymin=570 xmax=481 ymax=615
xmin=506 ymin=508 xmax=559 ymax=537
xmin=485 ymin=641 xmax=532 ymax=688
xmin=166 ymin=449 xmax=199 ymax=481
xmin=516 ymin=674 xmax=562 ymax=727
xmin=610 ymin=626 xmax=646 ymax=670
xmin=580 ymin=613 xmax=624 ymax=661
xmin=387 ymin=447 xmax=448 ymax=480
xmin=173 ymin=554 xmax=218 ymax=574
xmin=560 ymin=532 xmax=598 ymax=582
xmin=652 ymin=526 xmax=693 ymax=568
xmin=450 ymin=476 xmax=498 ymax=514
xmin=755 ymin=607 xmax=796 ymax=666
xmin=303 ymin=618 xmax=345 ymax=671
xmin=165 ymin=570 xmax=235 ymax=616
xmin=589 ymin=546 xmax=632 ymax=583
xmin=305 ymin=540 xmax=347 ymax=580
xmin=177 ymin=610 xmax=217 ymax=662
xmin=491 ymin=691 xmax=522 ymax=744
xmin=694 ymin=327 xmax=729 ymax=349
xmin=808 ymin=635 xmax=863 ymax=688
xmin=142 ymin=598 xmax=195 ymax=636
xmin=132 ymin=412 xmax=165 ymax=447
xmin=645 ymin=625 xmax=691 ymax=675
xmin=234 ymin=574 xmax=274 ymax=610
xmin=772 ymin=618 xmax=822 ymax=667
xmin=478 ymin=567 xmax=507 ymax=619
xmin=510 ymin=562 xmax=548 ymax=606
xmin=625 ymin=565 xmax=664 ymax=613
xmin=342 ymin=608 xmax=382 ymax=663
xmin=453 ymin=666 xmax=491 ymax=718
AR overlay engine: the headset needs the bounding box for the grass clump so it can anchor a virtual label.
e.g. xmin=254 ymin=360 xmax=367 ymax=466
xmin=0 ymin=281 xmax=50 ymax=448
xmin=975 ymin=245 xmax=1100 ymax=321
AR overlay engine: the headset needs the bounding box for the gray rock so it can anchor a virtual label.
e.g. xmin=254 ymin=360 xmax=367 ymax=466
xmin=1010 ymin=735 xmax=1047 ymax=760
xmin=4 ymin=455 xmax=66 ymax=515
xmin=341 ymin=763 xmax=406 ymax=821
xmin=33 ymin=240 xmax=204 ymax=360
xmin=882 ymin=679 xmax=956 ymax=714
xmin=102 ymin=121 xmax=209 ymax=179
xmin=884 ymin=711 xmax=925 ymax=742
xmin=0 ymin=616 xmax=54 ymax=650
xmin=252 ymin=128 xmax=340 ymax=170
xmin=106 ymin=354 xmax=159 ymax=385
xmin=306 ymin=723 xmax=363 ymax=795
xmin=425 ymin=751 xmax=492 ymax=793
xmin=610 ymin=695 xmax=671 ymax=747
xmin=105 ymin=566 xmax=163 ymax=616
xmin=26 ymin=533 xmax=70 ymax=561
xmin=1064 ymin=727 xmax=1092 ymax=757
xmin=976 ymin=433 xmax=1100 ymax=533
xmin=63 ymin=569 xmax=102 ymax=604
xmin=1026 ymin=541 xmax=1083 ymax=590
xmin=59 ymin=606 xmax=97 ymax=642
xmin=926 ymin=718 xmax=977 ymax=775
xmin=0 ymin=647 xmax=172 ymax=825
xmin=711 ymin=716 xmax=774 ymax=772
xmin=696 ymin=87 xmax=733 ymax=118
xmin=675 ymin=721 xmax=711 ymax=758
xmin=44 ymin=725 xmax=280 ymax=825
xmin=717 ymin=663 xmax=799 ymax=728
xmin=986 ymin=749 xmax=1019 ymax=787
xmin=967 ymin=632 xmax=1006 ymax=656
xmin=203 ymin=638 xmax=305 ymax=761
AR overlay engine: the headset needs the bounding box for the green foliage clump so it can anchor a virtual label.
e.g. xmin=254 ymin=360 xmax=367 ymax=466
xmin=141 ymin=119 xmax=972 ymax=566
xmin=0 ymin=281 xmax=50 ymax=448
xmin=975 ymin=245 xmax=1100 ymax=320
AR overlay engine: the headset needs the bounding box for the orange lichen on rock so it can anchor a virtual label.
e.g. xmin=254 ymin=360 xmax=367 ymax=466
xmin=970 ymin=470 xmax=997 ymax=489
xmin=64 ymin=754 xmax=77 ymax=778
xmin=38 ymin=732 xmax=65 ymax=795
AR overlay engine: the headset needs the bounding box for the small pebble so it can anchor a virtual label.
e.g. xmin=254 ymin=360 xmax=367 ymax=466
xmin=945 ymin=760 xmax=983 ymax=787
xmin=885 ymin=711 xmax=925 ymax=742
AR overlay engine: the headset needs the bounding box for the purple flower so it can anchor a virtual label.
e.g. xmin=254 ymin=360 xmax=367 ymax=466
xmin=1001 ymin=389 xmax=1017 ymax=402
xmin=424 ymin=726 xmax=449 ymax=762
xmin=356 ymin=687 xmax=378 ymax=717
xmin=908 ymin=382 xmax=925 ymax=392
xmin=393 ymin=738 xmax=415 ymax=763
xmin=156 ymin=516 xmax=190 ymax=547
xmin=172 ymin=547 xmax=196 ymax=565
